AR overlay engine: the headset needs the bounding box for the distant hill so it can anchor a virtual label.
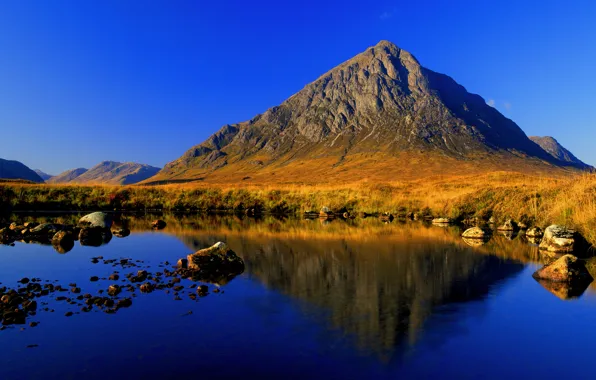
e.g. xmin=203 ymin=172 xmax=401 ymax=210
xmin=0 ymin=159 xmax=44 ymax=183
xmin=529 ymin=136 xmax=591 ymax=169
xmin=34 ymin=169 xmax=54 ymax=181
xmin=47 ymin=168 xmax=89 ymax=184
xmin=49 ymin=161 xmax=160 ymax=185
xmin=148 ymin=40 xmax=588 ymax=185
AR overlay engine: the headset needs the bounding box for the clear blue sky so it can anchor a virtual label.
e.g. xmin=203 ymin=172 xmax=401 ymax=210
xmin=0 ymin=0 xmax=594 ymax=174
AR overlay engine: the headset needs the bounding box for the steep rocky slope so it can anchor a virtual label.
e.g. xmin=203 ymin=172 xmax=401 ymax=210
xmin=529 ymin=136 xmax=590 ymax=168
xmin=149 ymin=40 xmax=586 ymax=184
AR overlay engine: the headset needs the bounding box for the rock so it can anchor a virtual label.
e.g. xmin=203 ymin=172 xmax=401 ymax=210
xmin=116 ymin=298 xmax=132 ymax=309
xmin=432 ymin=217 xmax=453 ymax=224
xmin=380 ymin=212 xmax=394 ymax=222
xmin=108 ymin=274 xmax=119 ymax=281
xmin=539 ymin=225 xmax=577 ymax=253
xmin=532 ymin=254 xmax=593 ymax=283
xmin=517 ymin=221 xmax=528 ymax=230
xmin=23 ymin=222 xmax=39 ymax=228
xmin=79 ymin=212 xmax=113 ymax=229
xmin=526 ymin=226 xmax=544 ymax=238
xmin=29 ymin=223 xmax=61 ymax=236
xmin=107 ymin=285 xmax=121 ymax=297
xmin=112 ymin=228 xmax=130 ymax=238
xmin=319 ymin=207 xmax=334 ymax=219
xmin=89 ymin=276 xmax=99 ymax=282
xmin=497 ymin=219 xmax=517 ymax=231
xmin=177 ymin=258 xmax=188 ymax=269
xmin=139 ymin=283 xmax=154 ymax=293
xmin=151 ymin=220 xmax=166 ymax=230
xmin=51 ymin=231 xmax=75 ymax=253
xmin=197 ymin=285 xmax=208 ymax=294
xmin=462 ymin=227 xmax=489 ymax=239
xmin=79 ymin=227 xmax=112 ymax=247
xmin=488 ymin=216 xmax=496 ymax=224
xmin=186 ymin=242 xmax=245 ymax=273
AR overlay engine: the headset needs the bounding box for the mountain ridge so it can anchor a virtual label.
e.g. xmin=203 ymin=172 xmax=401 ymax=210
xmin=0 ymin=159 xmax=44 ymax=183
xmin=529 ymin=136 xmax=590 ymax=168
xmin=49 ymin=161 xmax=161 ymax=185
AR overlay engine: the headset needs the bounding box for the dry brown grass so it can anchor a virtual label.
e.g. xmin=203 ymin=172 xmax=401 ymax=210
xmin=2 ymin=170 xmax=596 ymax=242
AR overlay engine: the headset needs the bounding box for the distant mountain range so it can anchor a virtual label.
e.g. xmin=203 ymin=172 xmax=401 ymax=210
xmin=145 ymin=40 xmax=591 ymax=184
xmin=0 ymin=159 xmax=43 ymax=183
xmin=48 ymin=161 xmax=161 ymax=185
xmin=34 ymin=169 xmax=54 ymax=181
xmin=529 ymin=136 xmax=590 ymax=169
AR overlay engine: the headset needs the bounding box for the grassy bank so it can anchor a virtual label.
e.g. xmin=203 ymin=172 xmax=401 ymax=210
xmin=1 ymin=171 xmax=595 ymax=242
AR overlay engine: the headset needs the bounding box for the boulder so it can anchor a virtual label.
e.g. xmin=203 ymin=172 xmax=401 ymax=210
xmin=532 ymin=254 xmax=593 ymax=283
xmin=29 ymin=223 xmax=61 ymax=236
xmin=539 ymin=225 xmax=576 ymax=253
xmin=526 ymin=226 xmax=544 ymax=238
xmin=79 ymin=227 xmax=112 ymax=247
xmin=319 ymin=207 xmax=334 ymax=219
xmin=51 ymin=231 xmax=75 ymax=254
xmin=79 ymin=212 xmax=113 ymax=229
xmin=380 ymin=212 xmax=394 ymax=222
xmin=151 ymin=220 xmax=166 ymax=230
xmin=186 ymin=242 xmax=245 ymax=272
xmin=432 ymin=217 xmax=453 ymax=224
xmin=462 ymin=227 xmax=489 ymax=239
xmin=497 ymin=219 xmax=517 ymax=231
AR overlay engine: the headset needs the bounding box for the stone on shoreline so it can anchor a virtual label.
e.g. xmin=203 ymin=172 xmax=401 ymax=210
xmin=532 ymin=254 xmax=593 ymax=283
xmin=526 ymin=226 xmax=544 ymax=238
xmin=79 ymin=212 xmax=113 ymax=229
xmin=186 ymin=242 xmax=244 ymax=272
xmin=432 ymin=217 xmax=453 ymax=225
xmin=462 ymin=227 xmax=489 ymax=239
xmin=496 ymin=219 xmax=517 ymax=231
xmin=539 ymin=225 xmax=576 ymax=253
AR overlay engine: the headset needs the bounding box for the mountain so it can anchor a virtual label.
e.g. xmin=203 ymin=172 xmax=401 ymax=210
xmin=34 ymin=169 xmax=54 ymax=181
xmin=49 ymin=161 xmax=160 ymax=185
xmin=0 ymin=159 xmax=44 ymax=183
xmin=47 ymin=168 xmax=89 ymax=184
xmin=149 ymin=40 xmax=586 ymax=184
xmin=529 ymin=136 xmax=591 ymax=168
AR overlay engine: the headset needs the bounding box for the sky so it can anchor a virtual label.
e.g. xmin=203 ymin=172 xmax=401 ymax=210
xmin=0 ymin=0 xmax=595 ymax=174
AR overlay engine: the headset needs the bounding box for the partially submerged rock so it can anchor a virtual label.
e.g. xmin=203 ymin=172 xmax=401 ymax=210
xmin=51 ymin=231 xmax=75 ymax=254
xmin=79 ymin=212 xmax=113 ymax=229
xmin=432 ymin=217 xmax=453 ymax=225
xmin=532 ymin=254 xmax=593 ymax=283
xmin=497 ymin=219 xmax=517 ymax=231
xmin=539 ymin=225 xmax=576 ymax=253
xmin=319 ymin=207 xmax=334 ymax=219
xmin=526 ymin=226 xmax=544 ymax=238
xmin=380 ymin=212 xmax=394 ymax=223
xmin=79 ymin=227 xmax=112 ymax=247
xmin=181 ymin=242 xmax=245 ymax=283
xmin=462 ymin=227 xmax=490 ymax=239
xmin=152 ymin=220 xmax=166 ymax=230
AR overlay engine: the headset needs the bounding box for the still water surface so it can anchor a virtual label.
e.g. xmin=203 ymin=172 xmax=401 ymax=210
xmin=1 ymin=214 xmax=595 ymax=379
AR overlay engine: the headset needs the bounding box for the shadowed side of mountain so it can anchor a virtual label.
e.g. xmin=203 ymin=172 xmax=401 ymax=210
xmin=147 ymin=40 xmax=586 ymax=185
xmin=529 ymin=136 xmax=591 ymax=169
xmin=34 ymin=169 xmax=54 ymax=181
xmin=50 ymin=161 xmax=161 ymax=185
xmin=47 ymin=168 xmax=89 ymax=184
xmin=0 ymin=159 xmax=44 ymax=183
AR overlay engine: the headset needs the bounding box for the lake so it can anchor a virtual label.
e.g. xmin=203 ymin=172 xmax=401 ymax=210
xmin=0 ymin=213 xmax=595 ymax=379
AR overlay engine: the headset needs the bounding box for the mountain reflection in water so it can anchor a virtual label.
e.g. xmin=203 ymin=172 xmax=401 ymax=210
xmin=166 ymin=216 xmax=525 ymax=360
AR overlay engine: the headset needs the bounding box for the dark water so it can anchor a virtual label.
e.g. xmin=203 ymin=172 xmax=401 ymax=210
xmin=1 ymin=214 xmax=596 ymax=379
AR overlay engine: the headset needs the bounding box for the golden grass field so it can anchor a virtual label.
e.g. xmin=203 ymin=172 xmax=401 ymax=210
xmin=2 ymin=170 xmax=596 ymax=243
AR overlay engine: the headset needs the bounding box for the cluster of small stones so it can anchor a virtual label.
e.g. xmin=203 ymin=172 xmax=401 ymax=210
xmin=0 ymin=255 xmax=228 ymax=330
